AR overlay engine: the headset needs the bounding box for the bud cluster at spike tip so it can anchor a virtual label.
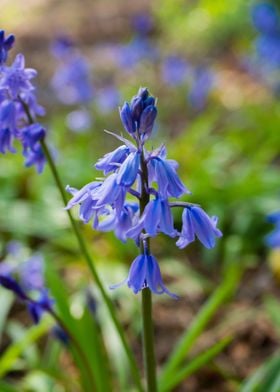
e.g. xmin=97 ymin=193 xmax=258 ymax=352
xmin=0 ymin=30 xmax=46 ymax=172
xmin=66 ymin=87 xmax=223 ymax=298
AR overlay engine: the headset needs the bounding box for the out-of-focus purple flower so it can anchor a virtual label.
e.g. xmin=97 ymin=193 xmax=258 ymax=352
xmin=19 ymin=254 xmax=44 ymax=291
xmin=23 ymin=143 xmax=46 ymax=173
xmin=176 ymin=206 xmax=222 ymax=249
xmin=0 ymin=33 xmax=46 ymax=172
xmin=66 ymin=109 xmax=92 ymax=133
xmin=0 ymin=54 xmax=37 ymax=99
xmin=127 ymin=197 xmax=176 ymax=241
xmin=20 ymin=123 xmax=46 ymax=153
xmin=50 ymin=36 xmax=75 ymax=59
xmin=51 ymin=55 xmax=93 ymax=105
xmin=117 ymin=37 xmax=158 ymax=69
xmin=111 ymin=251 xmax=177 ymax=298
xmin=255 ymin=34 xmax=280 ymax=67
xmin=161 ymin=56 xmax=189 ymax=86
xmin=0 ymin=30 xmax=15 ymax=65
xmin=251 ymin=3 xmax=280 ymax=35
xmin=266 ymin=211 xmax=280 ymax=248
xmin=188 ymin=67 xmax=213 ymax=110
xmin=96 ymin=86 xmax=120 ymax=113
xmin=132 ymin=13 xmax=153 ymax=35
xmin=95 ymin=145 xmax=130 ymax=175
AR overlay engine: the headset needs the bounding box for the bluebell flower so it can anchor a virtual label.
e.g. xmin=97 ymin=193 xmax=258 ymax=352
xmin=251 ymin=3 xmax=280 ymax=35
xmin=23 ymin=143 xmax=46 ymax=173
xmin=0 ymin=30 xmax=15 ymax=65
xmin=161 ymin=56 xmax=189 ymax=86
xmin=0 ymin=54 xmax=37 ymax=99
xmin=119 ymin=87 xmax=157 ymax=141
xmin=116 ymin=151 xmax=140 ymax=187
xmin=138 ymin=105 xmax=157 ymax=141
xmin=176 ymin=206 xmax=222 ymax=249
xmin=148 ymin=155 xmax=190 ymax=198
xmin=96 ymin=202 xmax=138 ymax=242
xmin=111 ymin=252 xmax=177 ymax=298
xmin=119 ymin=102 xmax=136 ymax=134
xmin=0 ymin=100 xmax=16 ymax=153
xmin=20 ymin=123 xmax=46 ymax=153
xmin=65 ymin=181 xmax=102 ymax=223
xmin=95 ymin=145 xmax=130 ymax=175
xmin=265 ymin=211 xmax=280 ymax=248
xmin=94 ymin=173 xmax=126 ymax=211
xmin=188 ymin=67 xmax=213 ymax=110
xmin=127 ymin=197 xmax=176 ymax=241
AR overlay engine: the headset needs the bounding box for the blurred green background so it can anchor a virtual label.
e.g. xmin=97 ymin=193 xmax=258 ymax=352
xmin=1 ymin=0 xmax=280 ymax=391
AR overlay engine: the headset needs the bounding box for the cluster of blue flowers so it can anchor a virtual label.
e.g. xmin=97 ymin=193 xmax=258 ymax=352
xmin=0 ymin=31 xmax=46 ymax=172
xmin=251 ymin=2 xmax=280 ymax=68
xmin=66 ymin=87 xmax=222 ymax=297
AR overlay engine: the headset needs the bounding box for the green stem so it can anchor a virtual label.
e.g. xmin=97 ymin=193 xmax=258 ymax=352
xmin=140 ymin=151 xmax=158 ymax=392
xmin=19 ymin=98 xmax=144 ymax=392
xmin=142 ymin=288 xmax=158 ymax=392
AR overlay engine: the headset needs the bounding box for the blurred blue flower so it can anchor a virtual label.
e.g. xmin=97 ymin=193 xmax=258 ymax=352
xmin=0 ymin=32 xmax=46 ymax=172
xmin=0 ymin=54 xmax=37 ymax=99
xmin=117 ymin=37 xmax=158 ymax=69
xmin=132 ymin=13 xmax=153 ymax=35
xmin=266 ymin=211 xmax=280 ymax=248
xmin=251 ymin=2 xmax=280 ymax=70
xmin=0 ymin=30 xmax=15 ymax=65
xmin=161 ymin=56 xmax=189 ymax=86
xmin=96 ymin=86 xmax=120 ymax=113
xmin=51 ymin=55 xmax=93 ymax=105
xmin=251 ymin=2 xmax=280 ymax=35
xmin=50 ymin=35 xmax=75 ymax=59
xmin=66 ymin=109 xmax=92 ymax=133
xmin=176 ymin=206 xmax=222 ymax=249
xmin=188 ymin=67 xmax=213 ymax=110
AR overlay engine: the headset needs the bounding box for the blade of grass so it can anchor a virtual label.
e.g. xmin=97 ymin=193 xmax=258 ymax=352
xmin=0 ymin=318 xmax=53 ymax=378
xmin=159 ymin=336 xmax=232 ymax=392
xmin=160 ymin=263 xmax=240 ymax=385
